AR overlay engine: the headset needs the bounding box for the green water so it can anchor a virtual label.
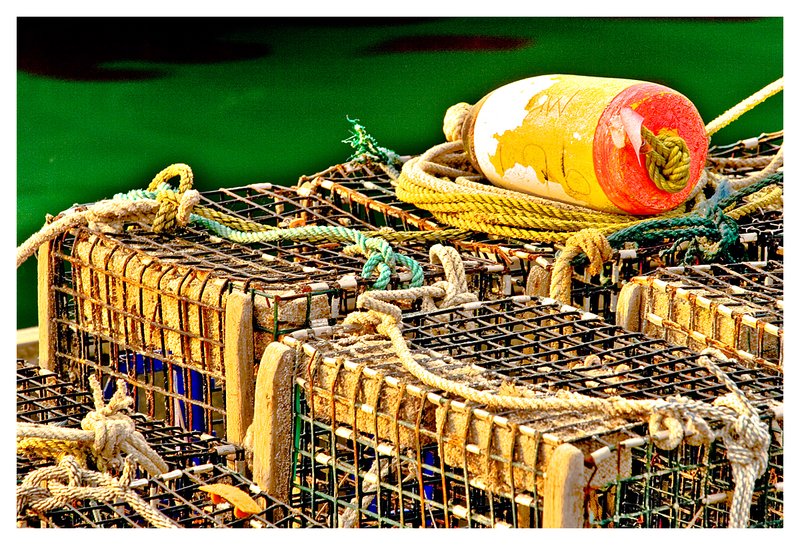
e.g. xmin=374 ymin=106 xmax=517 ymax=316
xmin=16 ymin=17 xmax=783 ymax=329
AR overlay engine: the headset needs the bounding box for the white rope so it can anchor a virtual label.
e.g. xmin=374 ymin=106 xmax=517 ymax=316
xmin=17 ymin=375 xmax=169 ymax=477
xmin=343 ymin=248 xmax=769 ymax=528
xmin=17 ymin=455 xmax=178 ymax=528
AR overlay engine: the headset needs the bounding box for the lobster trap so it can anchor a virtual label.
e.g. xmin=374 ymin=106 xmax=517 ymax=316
xmin=616 ymin=261 xmax=783 ymax=370
xmin=273 ymin=296 xmax=782 ymax=528
xmin=16 ymin=359 xmax=323 ymax=529
xmin=16 ymin=359 xmax=239 ymax=474
xmin=736 ymin=210 xmax=783 ymax=262
xmin=297 ymin=131 xmax=782 ymax=324
xmin=706 ymin=131 xmax=783 ymax=179
xmin=37 ymin=182 xmax=507 ymax=441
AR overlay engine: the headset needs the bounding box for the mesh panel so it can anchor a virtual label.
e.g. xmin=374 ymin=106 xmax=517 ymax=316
xmin=44 ymin=184 xmax=506 ymax=436
xmin=297 ymin=133 xmax=782 ymax=323
xmin=286 ymin=296 xmax=782 ymax=527
xmin=628 ymin=261 xmax=782 ymax=368
xmin=16 ymin=360 xmax=322 ymax=528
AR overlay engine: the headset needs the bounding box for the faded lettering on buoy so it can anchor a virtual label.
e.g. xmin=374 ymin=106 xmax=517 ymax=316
xmin=462 ymin=74 xmax=708 ymax=215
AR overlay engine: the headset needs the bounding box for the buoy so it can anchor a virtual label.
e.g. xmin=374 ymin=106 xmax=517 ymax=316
xmin=446 ymin=74 xmax=708 ymax=215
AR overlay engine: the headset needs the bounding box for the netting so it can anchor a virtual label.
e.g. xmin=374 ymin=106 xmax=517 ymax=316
xmin=284 ymin=296 xmax=782 ymax=527
xmin=16 ymin=359 xmax=322 ymax=528
xmin=42 ymin=184 xmax=507 ymax=438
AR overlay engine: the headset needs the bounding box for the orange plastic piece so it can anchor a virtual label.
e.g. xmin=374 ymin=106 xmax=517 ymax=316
xmin=199 ymin=483 xmax=261 ymax=517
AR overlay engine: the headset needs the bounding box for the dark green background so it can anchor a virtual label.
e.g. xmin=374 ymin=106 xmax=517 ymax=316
xmin=17 ymin=17 xmax=783 ymax=329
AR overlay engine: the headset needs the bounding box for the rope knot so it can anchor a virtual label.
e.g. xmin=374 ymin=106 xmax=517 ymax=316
xmin=422 ymin=244 xmax=479 ymax=312
xmin=713 ymin=393 xmax=770 ymax=475
xmin=648 ymin=410 xmax=685 ymax=451
xmin=147 ymin=163 xmax=195 ymax=233
xmin=77 ymin=375 xmax=169 ymax=476
xmin=549 ymin=228 xmax=612 ymax=303
xmin=642 ymin=127 xmax=691 ymax=193
xmin=443 ymin=102 xmax=472 ymax=143
xmin=80 ymin=377 xmax=136 ymax=471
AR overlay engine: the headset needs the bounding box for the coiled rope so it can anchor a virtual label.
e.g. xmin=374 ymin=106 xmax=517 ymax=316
xmin=394 ymin=78 xmax=783 ymax=248
xmin=341 ymin=247 xmax=769 ymax=528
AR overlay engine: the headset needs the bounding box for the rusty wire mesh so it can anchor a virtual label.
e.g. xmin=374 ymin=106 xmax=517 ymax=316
xmin=298 ymin=132 xmax=783 ymax=323
xmin=44 ymin=183 xmax=507 ymax=437
xmin=16 ymin=360 xmax=323 ymax=528
xmin=286 ymin=296 xmax=782 ymax=527
xmin=625 ymin=261 xmax=782 ymax=369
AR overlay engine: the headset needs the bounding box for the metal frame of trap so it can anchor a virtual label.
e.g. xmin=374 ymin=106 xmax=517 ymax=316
xmin=249 ymin=296 xmax=782 ymax=528
xmin=16 ymin=359 xmax=323 ymax=529
xmin=298 ymin=134 xmax=782 ymax=323
xmin=35 ymin=182 xmax=509 ymax=447
xmin=616 ymin=260 xmax=782 ymax=371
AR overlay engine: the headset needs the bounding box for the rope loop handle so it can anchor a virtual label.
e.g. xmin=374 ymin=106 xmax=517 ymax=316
xmin=147 ymin=163 xmax=198 ymax=233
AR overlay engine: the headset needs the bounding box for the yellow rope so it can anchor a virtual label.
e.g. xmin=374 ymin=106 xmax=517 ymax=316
xmin=17 ymin=438 xmax=88 ymax=465
xmin=396 ymin=79 xmax=783 ymax=245
xmin=641 ymin=126 xmax=691 ymax=193
xmin=395 ymin=143 xmax=657 ymax=244
xmin=705 ymin=78 xmax=783 ymax=137
xmin=726 ymin=184 xmax=783 ymax=220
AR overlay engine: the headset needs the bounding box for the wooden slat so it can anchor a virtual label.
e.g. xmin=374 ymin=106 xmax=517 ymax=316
xmin=223 ymin=290 xmax=255 ymax=445
xmin=250 ymin=341 xmax=295 ymax=503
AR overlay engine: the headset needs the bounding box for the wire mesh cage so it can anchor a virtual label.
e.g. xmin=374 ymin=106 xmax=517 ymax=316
xmin=737 ymin=210 xmax=783 ymax=262
xmin=615 ymin=261 xmax=782 ymax=370
xmin=16 ymin=359 xmax=239 ymax=473
xmin=18 ymin=462 xmax=325 ymax=529
xmin=298 ymin=160 xmax=554 ymax=294
xmin=38 ymin=182 xmax=507 ymax=440
xmin=278 ymin=296 xmax=782 ymax=528
xmin=297 ymin=132 xmax=782 ymax=324
xmin=16 ymin=359 xmax=323 ymax=529
xmin=706 ymin=131 xmax=783 ymax=179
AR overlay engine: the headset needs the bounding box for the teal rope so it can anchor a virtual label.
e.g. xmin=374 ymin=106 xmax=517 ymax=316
xmin=342 ymin=117 xmax=402 ymax=166
xmin=573 ymin=172 xmax=783 ymax=267
xmin=193 ymin=216 xmax=424 ymax=289
xmin=112 ymin=185 xmax=424 ymax=289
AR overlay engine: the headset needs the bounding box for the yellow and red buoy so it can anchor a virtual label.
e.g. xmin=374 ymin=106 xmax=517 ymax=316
xmin=449 ymin=74 xmax=708 ymax=215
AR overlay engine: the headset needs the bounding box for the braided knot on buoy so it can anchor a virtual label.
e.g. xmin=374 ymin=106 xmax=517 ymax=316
xmin=443 ymin=102 xmax=472 ymax=143
xmin=549 ymin=228 xmax=612 ymax=304
xmin=641 ymin=126 xmax=691 ymax=193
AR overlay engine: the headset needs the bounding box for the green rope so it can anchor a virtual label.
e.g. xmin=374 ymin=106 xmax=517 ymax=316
xmin=598 ymin=172 xmax=782 ymax=265
xmin=641 ymin=126 xmax=692 ymax=193
xmin=193 ymin=217 xmax=423 ymax=289
xmin=113 ymin=186 xmax=424 ymax=290
xmin=343 ymin=117 xmax=402 ymax=166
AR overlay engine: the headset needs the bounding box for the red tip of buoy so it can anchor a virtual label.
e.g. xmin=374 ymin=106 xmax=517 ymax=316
xmin=594 ymin=83 xmax=708 ymax=215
